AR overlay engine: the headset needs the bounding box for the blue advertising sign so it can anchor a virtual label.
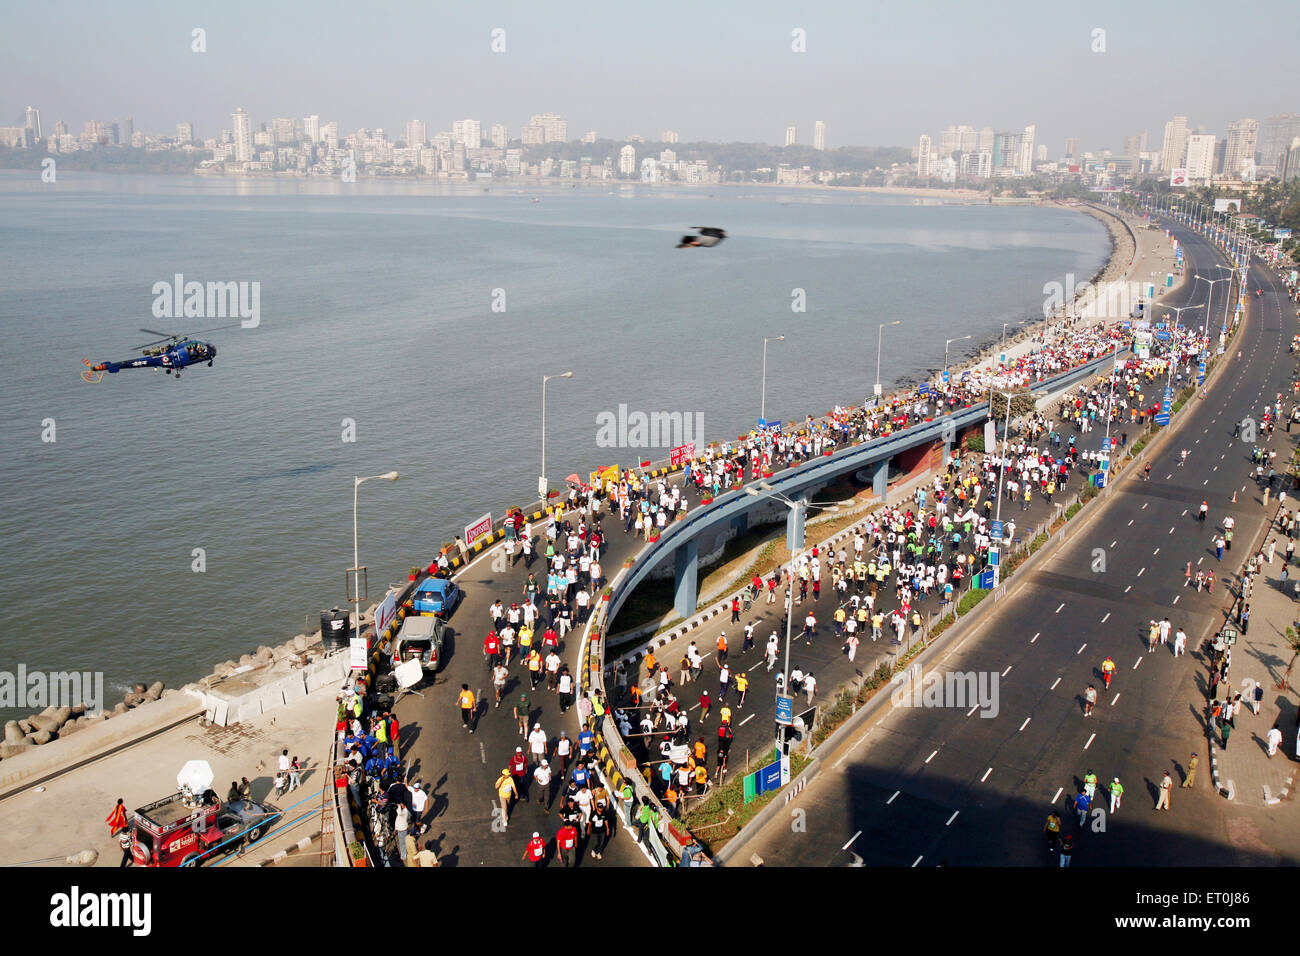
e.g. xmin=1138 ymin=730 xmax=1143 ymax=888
xmin=757 ymin=418 xmax=766 ymax=428
xmin=990 ymin=519 xmax=1003 ymax=541
xmin=1094 ymin=471 xmax=1107 ymax=488
xmin=775 ymin=694 xmax=794 ymax=726
xmin=1101 ymin=436 xmax=1111 ymax=452
xmin=759 ymin=759 xmax=783 ymax=792
xmin=941 ymin=370 xmax=950 ymax=383
xmin=978 ymin=569 xmax=995 ymax=589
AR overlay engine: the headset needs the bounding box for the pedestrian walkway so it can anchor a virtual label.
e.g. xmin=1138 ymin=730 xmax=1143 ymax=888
xmin=1211 ymin=500 xmax=1300 ymax=806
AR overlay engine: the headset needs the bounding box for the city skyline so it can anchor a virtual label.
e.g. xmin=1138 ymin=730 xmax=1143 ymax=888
xmin=4 ymin=0 xmax=1299 ymax=157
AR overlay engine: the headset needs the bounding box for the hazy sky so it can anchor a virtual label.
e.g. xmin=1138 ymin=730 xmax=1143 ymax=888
xmin=3 ymin=0 xmax=1298 ymax=153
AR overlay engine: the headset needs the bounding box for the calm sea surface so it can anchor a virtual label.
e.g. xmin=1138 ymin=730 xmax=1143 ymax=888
xmin=0 ymin=171 xmax=1108 ymax=709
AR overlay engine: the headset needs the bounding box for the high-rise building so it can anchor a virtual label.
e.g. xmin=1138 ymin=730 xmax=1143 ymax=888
xmin=582 ymin=130 xmax=597 ymax=144
xmin=120 ymin=117 xmax=133 ymax=144
xmin=176 ymin=122 xmax=193 ymax=144
xmin=1065 ymin=137 xmax=1081 ymax=159
xmin=1258 ymin=114 xmax=1300 ymax=175
xmin=1281 ymin=136 xmax=1300 ymax=182
xmin=1223 ymin=118 xmax=1259 ymax=179
xmin=521 ymin=124 xmax=544 ymax=146
xmin=661 ymin=129 xmax=678 ymax=143
xmin=321 ymin=121 xmax=339 ymax=150
xmin=813 ymin=120 xmax=826 ymax=151
xmin=940 ymin=126 xmax=960 ymax=158
xmin=1122 ymin=135 xmax=1141 ymax=158
xmin=1159 ymin=115 xmax=1189 ymax=172
xmin=490 ymin=123 xmax=508 ymax=148
xmin=1184 ymin=133 xmax=1216 ymax=182
xmin=272 ymin=117 xmax=295 ymax=145
xmin=526 ymin=113 xmax=567 ymax=143
xmin=406 ymin=120 xmax=427 ymax=147
xmin=232 ymin=108 xmax=253 ymax=162
xmin=992 ymin=130 xmax=1022 ymax=173
xmin=978 ymin=126 xmax=995 ymax=152
xmin=303 ymin=115 xmax=320 ymax=143
xmin=957 ymin=125 xmax=977 ymax=154
xmin=960 ymin=150 xmax=992 ymax=179
xmin=917 ymin=134 xmax=934 ymax=177
xmin=1019 ymin=124 xmax=1036 ymax=174
xmin=618 ymin=143 xmax=636 ymax=176
xmin=785 ymin=125 xmax=797 ymax=146
xmin=452 ymin=120 xmax=481 ymax=148
xmin=1036 ymin=144 xmax=1048 ymax=162
xmin=24 ymin=105 xmax=41 ymax=140
xmin=1212 ymin=139 xmax=1227 ymax=176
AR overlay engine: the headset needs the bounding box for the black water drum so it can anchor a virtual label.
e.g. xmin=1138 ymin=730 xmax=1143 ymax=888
xmin=320 ymin=607 xmax=351 ymax=651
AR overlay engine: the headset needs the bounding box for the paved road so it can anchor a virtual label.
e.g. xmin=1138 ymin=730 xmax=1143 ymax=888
xmin=741 ymin=216 xmax=1300 ymax=867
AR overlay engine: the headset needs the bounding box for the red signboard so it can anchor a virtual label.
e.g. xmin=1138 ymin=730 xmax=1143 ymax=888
xmin=464 ymin=512 xmax=493 ymax=547
xmin=670 ymin=442 xmax=697 ymax=467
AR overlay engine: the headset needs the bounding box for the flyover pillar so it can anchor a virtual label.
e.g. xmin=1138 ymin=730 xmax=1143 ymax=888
xmin=673 ymin=538 xmax=699 ymax=619
xmin=872 ymin=458 xmax=889 ymax=501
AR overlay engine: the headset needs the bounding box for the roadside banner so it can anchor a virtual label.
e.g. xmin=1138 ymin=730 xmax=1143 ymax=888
xmin=349 ymin=637 xmax=368 ymax=671
xmin=669 ymin=442 xmax=696 ymax=467
xmin=464 ymin=512 xmax=493 ymax=548
xmin=374 ymin=588 xmax=399 ymax=636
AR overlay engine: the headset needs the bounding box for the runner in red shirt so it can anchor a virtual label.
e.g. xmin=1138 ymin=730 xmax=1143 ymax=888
xmin=556 ymin=823 xmax=578 ymax=867
xmin=523 ymin=832 xmax=547 ymax=867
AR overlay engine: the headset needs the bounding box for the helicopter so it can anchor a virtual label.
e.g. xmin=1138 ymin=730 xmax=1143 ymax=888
xmin=81 ymin=326 xmax=237 ymax=383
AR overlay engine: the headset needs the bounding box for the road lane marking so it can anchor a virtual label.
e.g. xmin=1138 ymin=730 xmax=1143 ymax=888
xmin=1111 ymin=693 xmax=1121 ymax=706
xmin=1050 ymin=677 xmax=1061 ymax=690
xmin=1101 ymin=612 xmax=1110 ymax=623
xmin=1169 ymin=527 xmax=1175 ymax=535
xmin=739 ymin=713 xmax=755 ymax=727
xmin=843 ymin=831 xmax=862 ymax=851
xmin=981 ymin=767 xmax=992 ymax=783
xmin=1153 ymin=548 xmax=1160 ymax=556
xmin=1142 ymin=502 xmax=1148 ymax=509
xmin=945 ymin=811 xmax=960 ymax=826
xmin=912 ymin=855 xmax=924 ymax=867
xmin=1055 ymin=603 xmax=1065 ymax=613
xmin=925 ymin=750 xmax=938 ymax=764
xmin=1138 ymin=567 xmax=1145 ymax=577
xmin=887 ymin=791 xmax=900 ymax=804
xmin=967 ymin=705 xmax=979 ymax=717
xmin=480 ymin=742 xmax=486 ymax=764
xmin=1031 ymin=632 xmax=1040 ymax=643
xmin=1133 ymin=657 xmax=1143 ymax=670
xmin=1111 ymin=540 xmax=1118 ymax=547
xmin=1128 ymin=519 xmax=1134 ymax=526
xmin=1173 ymin=595 xmax=1180 ymax=605
xmin=1077 ymin=643 xmax=1086 ymax=654
xmin=1124 ymin=585 xmax=1132 ymax=592
xmin=1052 ymin=787 xmax=1063 ymax=804
xmin=1085 ymin=733 xmax=1096 ymax=750
xmin=1020 ymin=717 xmax=1032 ymax=731
xmin=1002 ymin=666 xmax=1012 ymax=677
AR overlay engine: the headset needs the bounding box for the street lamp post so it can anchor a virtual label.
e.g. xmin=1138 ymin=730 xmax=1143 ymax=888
xmin=1158 ymin=304 xmax=1201 ymax=388
xmin=1194 ymin=271 xmax=1229 ymax=358
xmin=993 ymin=391 xmax=1015 ymax=528
xmin=540 ymin=371 xmax=574 ymax=498
xmin=875 ymin=320 xmax=901 ymax=398
xmin=353 ymin=471 xmax=400 ymax=655
xmin=744 ymin=482 xmax=839 ymax=758
xmin=944 ymin=335 xmax=971 ymax=386
xmin=761 ymin=335 xmax=785 ymax=425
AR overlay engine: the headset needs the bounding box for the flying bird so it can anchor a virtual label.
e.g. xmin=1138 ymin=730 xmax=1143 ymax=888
xmin=677 ymin=226 xmax=727 ymax=249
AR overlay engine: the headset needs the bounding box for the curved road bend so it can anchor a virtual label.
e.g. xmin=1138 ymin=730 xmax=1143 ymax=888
xmin=740 ymin=218 xmax=1300 ymax=866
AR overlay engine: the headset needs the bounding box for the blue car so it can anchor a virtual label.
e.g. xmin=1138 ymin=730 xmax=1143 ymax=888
xmin=411 ymin=577 xmax=462 ymax=618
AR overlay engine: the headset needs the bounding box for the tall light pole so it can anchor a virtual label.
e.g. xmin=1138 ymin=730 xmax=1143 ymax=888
xmin=1158 ymin=304 xmax=1200 ymax=388
xmin=875 ymin=320 xmax=901 ymax=399
xmin=540 ymin=371 xmax=573 ymax=498
xmin=761 ymin=335 xmax=785 ymax=425
xmin=1194 ymin=271 xmax=1229 ymax=359
xmin=944 ymin=335 xmax=971 ymax=386
xmin=353 ymin=471 xmax=399 ymax=655
xmin=993 ymin=391 xmax=1015 ymax=527
xmin=744 ymin=482 xmax=839 ymax=759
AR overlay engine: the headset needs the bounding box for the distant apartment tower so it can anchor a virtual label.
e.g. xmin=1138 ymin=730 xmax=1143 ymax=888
xmin=490 ymin=123 xmax=508 ymax=148
xmin=992 ymin=130 xmax=1021 ymax=174
xmin=1282 ymin=136 xmax=1300 ymax=182
xmin=24 ymin=105 xmax=41 ymax=140
xmin=1258 ymin=114 xmax=1300 ymax=175
xmin=785 ymin=125 xmax=797 ymax=146
xmin=940 ymin=125 xmax=960 ymax=158
xmin=1122 ymin=134 xmax=1141 ymax=157
xmin=1065 ymin=137 xmax=1080 ymax=159
xmin=272 ymin=117 xmax=296 ymax=145
xmin=977 ymin=126 xmax=995 ymax=152
xmin=521 ymin=124 xmax=544 ymax=146
xmin=321 ymin=121 xmax=339 ymax=150
xmin=406 ymin=120 xmax=427 ymax=147
xmin=813 ymin=121 xmax=826 ymax=151
xmin=618 ymin=144 xmax=637 ymax=176
xmin=960 ymin=149 xmax=992 ymax=179
xmin=661 ymin=129 xmax=679 ymax=143
xmin=452 ymin=119 xmax=481 ymax=148
xmin=1184 ymin=133 xmax=1216 ymax=182
xmin=525 ymin=113 xmax=567 ymax=143
xmin=1036 ymin=144 xmax=1047 ymax=162
xmin=917 ymin=134 xmax=934 ymax=177
xmin=176 ymin=122 xmax=193 ymax=144
xmin=1223 ymin=119 xmax=1258 ymax=179
xmin=1018 ymin=124 xmax=1036 ymax=174
xmin=232 ymin=108 xmax=253 ymax=161
xmin=303 ymin=115 xmax=320 ymax=142
xmin=1158 ymin=115 xmax=1189 ymax=172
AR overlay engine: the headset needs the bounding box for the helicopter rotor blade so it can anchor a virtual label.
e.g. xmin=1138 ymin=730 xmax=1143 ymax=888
xmin=139 ymin=328 xmax=173 ymax=339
